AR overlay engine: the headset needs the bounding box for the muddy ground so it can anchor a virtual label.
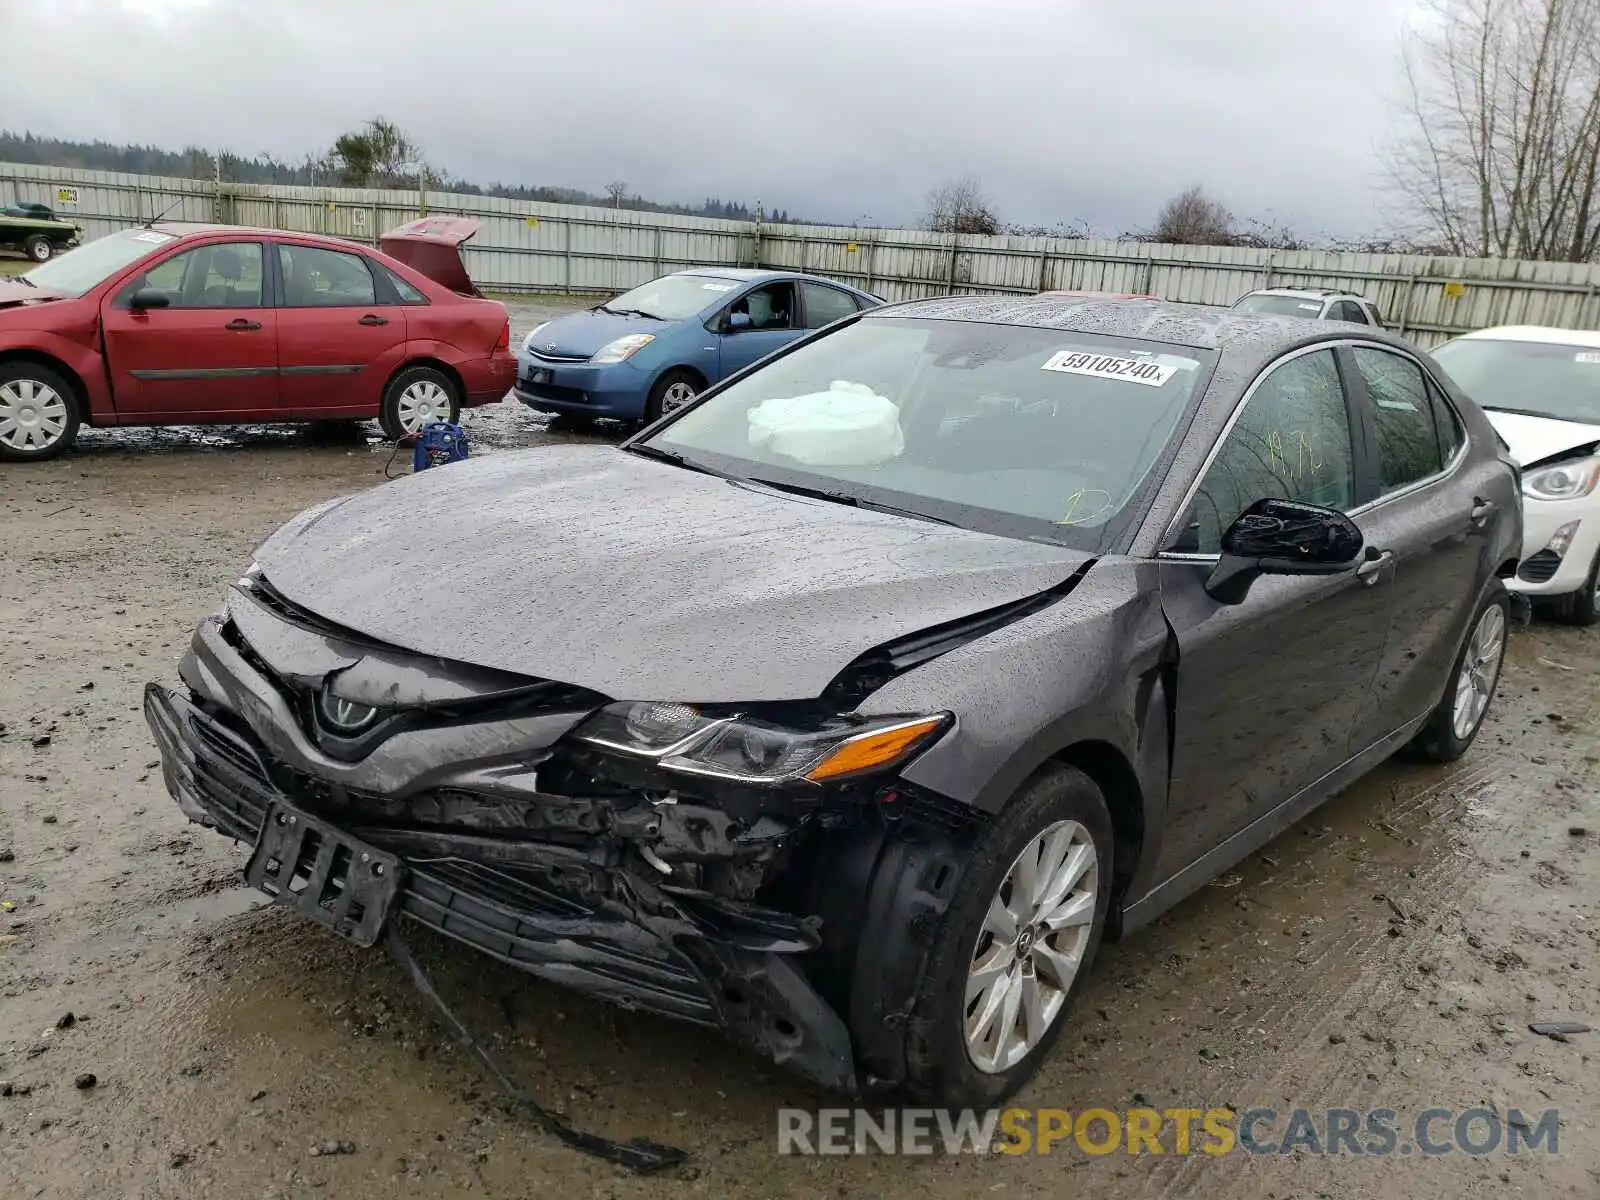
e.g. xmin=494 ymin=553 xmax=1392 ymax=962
xmin=1 ymin=298 xmax=1597 ymax=1198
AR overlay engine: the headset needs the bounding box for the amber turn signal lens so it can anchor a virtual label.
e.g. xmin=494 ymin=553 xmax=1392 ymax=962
xmin=804 ymin=716 xmax=948 ymax=783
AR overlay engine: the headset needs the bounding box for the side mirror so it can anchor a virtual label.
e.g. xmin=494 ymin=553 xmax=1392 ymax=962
xmin=129 ymin=288 xmax=171 ymax=311
xmin=725 ymin=311 xmax=752 ymax=332
xmin=1204 ymin=497 xmax=1364 ymax=604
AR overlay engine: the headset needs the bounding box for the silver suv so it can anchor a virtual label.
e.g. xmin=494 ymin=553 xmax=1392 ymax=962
xmin=1232 ymin=288 xmax=1384 ymax=327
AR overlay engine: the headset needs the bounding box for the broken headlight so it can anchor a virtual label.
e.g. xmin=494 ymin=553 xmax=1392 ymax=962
xmin=571 ymin=702 xmax=951 ymax=786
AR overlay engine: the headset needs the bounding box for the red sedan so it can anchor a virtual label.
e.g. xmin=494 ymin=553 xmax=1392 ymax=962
xmin=0 ymin=217 xmax=515 ymax=461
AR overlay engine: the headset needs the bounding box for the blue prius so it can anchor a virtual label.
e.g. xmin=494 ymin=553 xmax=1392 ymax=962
xmin=514 ymin=268 xmax=883 ymax=422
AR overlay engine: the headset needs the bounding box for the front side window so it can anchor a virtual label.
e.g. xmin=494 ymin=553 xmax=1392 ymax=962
xmin=726 ymin=282 xmax=796 ymax=331
xmin=119 ymin=242 xmax=265 ymax=308
xmin=645 ymin=317 xmax=1211 ymax=548
xmin=1335 ymin=301 xmax=1369 ymax=324
xmin=1351 ymin=347 xmax=1445 ymax=492
xmin=278 ymin=244 xmax=376 ymax=307
xmin=1184 ymin=349 xmax=1356 ymax=553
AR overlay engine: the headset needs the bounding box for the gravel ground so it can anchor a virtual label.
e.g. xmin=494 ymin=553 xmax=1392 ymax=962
xmin=1 ymin=299 xmax=1596 ymax=1197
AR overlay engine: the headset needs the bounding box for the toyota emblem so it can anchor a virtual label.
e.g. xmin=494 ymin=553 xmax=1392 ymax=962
xmin=317 ymin=688 xmax=379 ymax=734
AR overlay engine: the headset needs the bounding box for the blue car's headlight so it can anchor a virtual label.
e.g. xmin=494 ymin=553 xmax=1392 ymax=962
xmin=591 ymin=334 xmax=656 ymax=364
xmin=570 ymin=701 xmax=951 ymax=786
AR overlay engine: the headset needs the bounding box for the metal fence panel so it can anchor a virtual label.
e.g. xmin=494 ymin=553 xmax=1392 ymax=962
xmin=6 ymin=161 xmax=1600 ymax=346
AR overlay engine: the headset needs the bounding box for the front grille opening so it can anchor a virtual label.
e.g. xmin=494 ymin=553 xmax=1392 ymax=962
xmin=1519 ymin=550 xmax=1562 ymax=584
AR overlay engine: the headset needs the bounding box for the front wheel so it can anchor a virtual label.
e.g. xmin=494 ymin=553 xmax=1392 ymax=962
xmin=24 ymin=235 xmax=54 ymax=263
xmin=1409 ymin=588 xmax=1510 ymax=763
xmin=890 ymin=764 xmax=1114 ymax=1109
xmin=643 ymin=370 xmax=701 ymax=423
xmin=0 ymin=362 xmax=81 ymax=462
xmin=1550 ymin=550 xmax=1600 ymax=627
xmin=380 ymin=365 xmax=460 ymax=441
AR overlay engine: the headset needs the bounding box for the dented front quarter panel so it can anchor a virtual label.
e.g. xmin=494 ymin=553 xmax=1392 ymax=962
xmin=858 ymin=558 xmax=1173 ymax=895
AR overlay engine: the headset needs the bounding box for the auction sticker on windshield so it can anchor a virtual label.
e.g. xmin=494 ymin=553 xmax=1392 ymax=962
xmin=1042 ymin=350 xmax=1178 ymax=388
xmin=1576 ymin=352 xmax=1600 ymax=364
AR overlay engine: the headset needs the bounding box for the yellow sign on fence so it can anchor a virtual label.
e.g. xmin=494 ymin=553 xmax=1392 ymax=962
xmin=1443 ymin=281 xmax=1466 ymax=299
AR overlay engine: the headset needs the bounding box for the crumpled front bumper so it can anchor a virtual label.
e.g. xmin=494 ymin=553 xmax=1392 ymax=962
xmin=143 ymin=679 xmax=859 ymax=1091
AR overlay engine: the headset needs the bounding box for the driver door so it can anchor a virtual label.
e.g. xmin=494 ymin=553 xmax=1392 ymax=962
xmin=101 ymin=240 xmax=279 ymax=419
xmin=1154 ymin=347 xmax=1396 ymax=877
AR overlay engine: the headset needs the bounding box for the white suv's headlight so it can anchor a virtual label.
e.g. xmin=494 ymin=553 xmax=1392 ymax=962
xmin=1522 ymin=456 xmax=1600 ymax=501
xmin=591 ymin=334 xmax=655 ymax=364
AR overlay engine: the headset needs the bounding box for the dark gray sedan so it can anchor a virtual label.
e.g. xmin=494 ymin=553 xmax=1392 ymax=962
xmin=145 ymin=295 xmax=1523 ymax=1110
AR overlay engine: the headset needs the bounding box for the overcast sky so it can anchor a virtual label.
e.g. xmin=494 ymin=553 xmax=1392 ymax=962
xmin=2 ymin=0 xmax=1422 ymax=237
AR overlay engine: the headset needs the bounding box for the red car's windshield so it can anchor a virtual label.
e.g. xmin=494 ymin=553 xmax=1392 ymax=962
xmin=22 ymin=228 xmax=181 ymax=298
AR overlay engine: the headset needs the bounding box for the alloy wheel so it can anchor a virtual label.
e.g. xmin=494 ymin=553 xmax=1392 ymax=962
xmin=659 ymin=381 xmax=698 ymax=417
xmin=1451 ymin=603 xmax=1506 ymax=741
xmin=965 ymin=819 xmax=1098 ymax=1074
xmin=0 ymin=377 xmax=69 ymax=454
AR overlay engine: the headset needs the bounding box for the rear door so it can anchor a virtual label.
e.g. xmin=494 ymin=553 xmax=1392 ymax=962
xmin=713 ymin=281 xmax=801 ymax=379
xmin=1339 ymin=344 xmax=1494 ymax=749
xmin=273 ymin=242 xmax=407 ymax=415
xmin=100 ymin=239 xmax=278 ymax=419
xmin=1155 ymin=346 xmax=1395 ymax=876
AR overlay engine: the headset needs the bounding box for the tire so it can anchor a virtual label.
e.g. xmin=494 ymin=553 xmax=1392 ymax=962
xmin=1550 ymin=551 xmax=1600 ymax=627
xmin=643 ymin=369 xmax=701 ymax=423
xmin=891 ymin=764 xmax=1114 ymax=1109
xmin=379 ymin=365 xmax=460 ymax=441
xmin=24 ymin=235 xmax=53 ymax=263
xmin=0 ymin=361 xmax=81 ymax=462
xmin=1408 ymin=586 xmax=1510 ymax=763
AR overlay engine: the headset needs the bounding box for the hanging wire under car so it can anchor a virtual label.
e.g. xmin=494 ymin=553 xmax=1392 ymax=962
xmin=385 ymin=924 xmax=689 ymax=1174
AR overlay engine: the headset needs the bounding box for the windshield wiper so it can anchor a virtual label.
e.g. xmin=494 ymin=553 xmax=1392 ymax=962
xmin=10 ymin=275 xmax=36 ymax=288
xmin=625 ymin=442 xmax=745 ymax=482
xmin=746 ymin=477 xmax=958 ymax=527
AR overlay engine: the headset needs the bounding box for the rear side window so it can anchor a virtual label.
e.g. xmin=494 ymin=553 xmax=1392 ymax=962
xmin=801 ymin=282 xmax=858 ymax=329
xmin=278 ymin=244 xmax=377 ymax=308
xmin=1427 ymin=378 xmax=1465 ymax=461
xmin=375 ymin=262 xmax=428 ymax=305
xmin=1350 ymin=348 xmax=1445 ymax=492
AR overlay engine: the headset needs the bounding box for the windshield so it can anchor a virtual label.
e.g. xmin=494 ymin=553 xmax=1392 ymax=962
xmin=21 ymin=228 xmax=178 ymax=297
xmin=1233 ymin=294 xmax=1325 ymax=319
xmin=601 ymin=274 xmax=741 ymax=321
xmin=1433 ymin=338 xmax=1600 ymax=426
xmin=642 ymin=317 xmax=1213 ymax=548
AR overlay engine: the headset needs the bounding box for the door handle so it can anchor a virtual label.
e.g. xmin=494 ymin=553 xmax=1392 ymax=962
xmin=359 ymin=314 xmax=389 ymax=326
xmin=1470 ymin=497 xmax=1498 ymax=527
xmin=1356 ymin=549 xmax=1394 ymax=584
xmin=225 ymin=318 xmax=262 ymax=332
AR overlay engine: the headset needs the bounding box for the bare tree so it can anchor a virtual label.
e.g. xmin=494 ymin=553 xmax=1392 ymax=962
xmin=1387 ymin=0 xmax=1600 ymax=261
xmin=1150 ymin=186 xmax=1235 ymax=245
xmin=604 ymin=181 xmax=629 ymax=207
xmin=924 ymin=176 xmax=1001 ymax=235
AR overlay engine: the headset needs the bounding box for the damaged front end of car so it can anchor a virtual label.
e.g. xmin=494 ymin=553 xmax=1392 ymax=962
xmin=143 ymin=566 xmax=1000 ymax=1094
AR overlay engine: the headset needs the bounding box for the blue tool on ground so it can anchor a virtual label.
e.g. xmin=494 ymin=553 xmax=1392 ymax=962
xmin=413 ymin=420 xmax=470 ymax=471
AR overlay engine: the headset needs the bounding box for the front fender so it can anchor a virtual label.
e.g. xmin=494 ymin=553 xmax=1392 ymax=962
xmin=0 ymin=327 xmax=114 ymax=421
xmin=854 ymin=559 xmax=1172 ymax=880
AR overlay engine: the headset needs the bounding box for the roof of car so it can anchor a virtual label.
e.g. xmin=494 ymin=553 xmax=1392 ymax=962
xmin=870 ymin=293 xmax=1394 ymax=354
xmin=1244 ymin=287 xmax=1357 ymax=300
xmin=1452 ymin=324 xmax=1600 ymax=349
xmin=148 ymin=222 xmax=382 ymax=249
xmin=675 ymin=267 xmax=789 ymax=282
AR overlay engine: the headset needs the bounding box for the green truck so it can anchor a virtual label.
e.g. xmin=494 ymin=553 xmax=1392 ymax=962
xmin=0 ymin=203 xmax=82 ymax=262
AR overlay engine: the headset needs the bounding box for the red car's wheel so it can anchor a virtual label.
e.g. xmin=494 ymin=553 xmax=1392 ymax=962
xmin=380 ymin=365 xmax=460 ymax=441
xmin=0 ymin=361 xmax=81 ymax=462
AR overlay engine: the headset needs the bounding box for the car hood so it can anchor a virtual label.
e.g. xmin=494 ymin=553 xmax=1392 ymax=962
xmin=526 ymin=309 xmax=671 ymax=359
xmin=1485 ymin=409 xmax=1600 ymax=468
xmin=253 ymin=445 xmax=1090 ymax=702
xmin=0 ymin=279 xmax=65 ymax=309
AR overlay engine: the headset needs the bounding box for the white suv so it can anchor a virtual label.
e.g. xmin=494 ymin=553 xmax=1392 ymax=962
xmin=1433 ymin=326 xmax=1600 ymax=625
xmin=1232 ymin=288 xmax=1384 ymax=327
